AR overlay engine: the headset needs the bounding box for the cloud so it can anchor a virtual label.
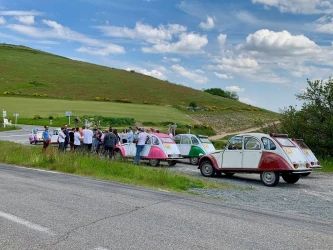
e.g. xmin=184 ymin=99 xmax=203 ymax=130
xmin=226 ymin=85 xmax=245 ymax=92
xmin=239 ymin=97 xmax=255 ymax=104
xmin=215 ymin=57 xmax=259 ymax=74
xmin=7 ymin=19 xmax=125 ymax=55
xmin=242 ymin=29 xmax=320 ymax=56
xmin=214 ymin=72 xmax=233 ymax=79
xmin=162 ymin=56 xmax=181 ymax=63
xmin=315 ymin=15 xmax=333 ymax=34
xmin=252 ymin=0 xmax=333 ymax=14
xmin=199 ymin=16 xmax=214 ymax=30
xmin=0 ymin=10 xmax=43 ymax=16
xmin=0 ymin=16 xmax=5 ymax=24
xmin=126 ymin=67 xmax=166 ymax=80
xmin=217 ymin=34 xmax=227 ymax=48
xmin=195 ymin=69 xmax=205 ymax=74
xmin=142 ymin=33 xmax=208 ymax=54
xmin=96 ymin=21 xmax=187 ymax=44
xmin=235 ymin=10 xmax=260 ymax=24
xmin=15 ymin=16 xmax=34 ymax=25
xmin=171 ymin=64 xmax=208 ymax=84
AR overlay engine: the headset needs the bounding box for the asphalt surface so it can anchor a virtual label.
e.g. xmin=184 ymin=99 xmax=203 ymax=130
xmin=1 ymin=126 xmax=333 ymax=249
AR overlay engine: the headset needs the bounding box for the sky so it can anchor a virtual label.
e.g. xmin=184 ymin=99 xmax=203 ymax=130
xmin=1 ymin=0 xmax=333 ymax=112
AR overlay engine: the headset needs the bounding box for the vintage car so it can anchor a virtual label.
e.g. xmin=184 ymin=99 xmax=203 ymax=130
xmin=291 ymin=138 xmax=321 ymax=176
xmin=174 ymin=134 xmax=216 ymax=165
xmin=198 ymin=133 xmax=312 ymax=186
xmin=114 ymin=133 xmax=182 ymax=166
xmin=29 ymin=128 xmax=60 ymax=145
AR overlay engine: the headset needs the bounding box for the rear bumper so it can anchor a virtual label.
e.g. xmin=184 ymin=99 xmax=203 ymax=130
xmin=291 ymin=169 xmax=312 ymax=174
xmin=311 ymin=165 xmax=322 ymax=169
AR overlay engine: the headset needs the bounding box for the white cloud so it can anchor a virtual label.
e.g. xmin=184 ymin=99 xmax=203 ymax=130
xmin=15 ymin=16 xmax=34 ymax=25
xmin=162 ymin=56 xmax=181 ymax=63
xmin=226 ymin=85 xmax=245 ymax=92
xmin=96 ymin=21 xmax=187 ymax=44
xmin=217 ymin=34 xmax=227 ymax=48
xmin=301 ymin=88 xmax=308 ymax=93
xmin=214 ymin=72 xmax=233 ymax=79
xmin=171 ymin=64 xmax=208 ymax=84
xmin=126 ymin=67 xmax=166 ymax=80
xmin=199 ymin=16 xmax=214 ymax=30
xmin=195 ymin=69 xmax=205 ymax=74
xmin=243 ymin=29 xmax=320 ymax=56
xmin=7 ymin=19 xmax=125 ymax=55
xmin=0 ymin=16 xmax=5 ymax=24
xmin=252 ymin=0 xmax=333 ymax=14
xmin=142 ymin=33 xmax=208 ymax=54
xmin=315 ymin=15 xmax=333 ymax=34
xmin=0 ymin=10 xmax=43 ymax=16
xmin=236 ymin=10 xmax=260 ymax=24
xmin=239 ymin=97 xmax=255 ymax=104
xmin=215 ymin=57 xmax=259 ymax=74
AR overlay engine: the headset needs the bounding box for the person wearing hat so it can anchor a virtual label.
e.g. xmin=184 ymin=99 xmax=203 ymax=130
xmin=133 ymin=128 xmax=147 ymax=164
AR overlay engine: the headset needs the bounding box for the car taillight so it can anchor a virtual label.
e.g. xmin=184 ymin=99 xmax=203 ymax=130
xmin=293 ymin=163 xmax=299 ymax=169
xmin=317 ymin=161 xmax=320 ymax=165
xmin=179 ymin=154 xmax=182 ymax=157
xmin=168 ymin=154 xmax=171 ymax=158
xmin=306 ymin=163 xmax=311 ymax=168
xmin=310 ymin=162 xmax=314 ymax=165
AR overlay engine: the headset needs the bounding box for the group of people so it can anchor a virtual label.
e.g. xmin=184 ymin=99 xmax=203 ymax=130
xmin=41 ymin=124 xmax=174 ymax=164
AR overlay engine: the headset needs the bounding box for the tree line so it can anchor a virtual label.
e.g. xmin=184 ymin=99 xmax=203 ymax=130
xmin=203 ymin=88 xmax=239 ymax=101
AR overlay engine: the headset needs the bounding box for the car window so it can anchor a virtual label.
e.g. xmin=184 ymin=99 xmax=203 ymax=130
xmin=161 ymin=137 xmax=174 ymax=143
xmin=276 ymin=138 xmax=294 ymax=147
xmin=191 ymin=136 xmax=199 ymax=145
xmin=181 ymin=136 xmax=191 ymax=144
xmin=199 ymin=137 xmax=211 ymax=143
xmin=174 ymin=135 xmax=181 ymax=144
xmin=228 ymin=136 xmax=243 ymax=150
xmin=296 ymin=140 xmax=309 ymax=149
xmin=244 ymin=137 xmax=261 ymax=150
xmin=152 ymin=136 xmax=159 ymax=145
xmin=262 ymin=137 xmax=276 ymax=150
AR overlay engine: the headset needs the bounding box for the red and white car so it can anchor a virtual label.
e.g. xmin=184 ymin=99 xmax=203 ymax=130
xmin=291 ymin=138 xmax=321 ymax=176
xmin=114 ymin=133 xmax=182 ymax=166
xmin=198 ymin=133 xmax=312 ymax=186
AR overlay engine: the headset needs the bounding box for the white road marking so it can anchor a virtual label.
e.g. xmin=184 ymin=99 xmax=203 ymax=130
xmin=0 ymin=210 xmax=54 ymax=235
xmin=94 ymin=247 xmax=110 ymax=250
xmin=14 ymin=166 xmax=60 ymax=174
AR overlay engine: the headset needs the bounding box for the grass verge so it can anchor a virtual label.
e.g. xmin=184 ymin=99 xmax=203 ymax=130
xmin=318 ymin=158 xmax=333 ymax=173
xmin=0 ymin=126 xmax=20 ymax=132
xmin=0 ymin=141 xmax=233 ymax=192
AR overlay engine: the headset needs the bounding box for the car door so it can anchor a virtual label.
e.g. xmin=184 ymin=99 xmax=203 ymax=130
xmin=242 ymin=136 xmax=262 ymax=169
xmin=221 ymin=136 xmax=243 ymax=169
xmin=140 ymin=134 xmax=152 ymax=157
xmin=179 ymin=135 xmax=192 ymax=156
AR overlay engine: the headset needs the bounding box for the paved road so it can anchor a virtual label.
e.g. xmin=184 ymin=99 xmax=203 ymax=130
xmin=1 ymin=164 xmax=333 ymax=250
xmin=0 ymin=124 xmax=44 ymax=145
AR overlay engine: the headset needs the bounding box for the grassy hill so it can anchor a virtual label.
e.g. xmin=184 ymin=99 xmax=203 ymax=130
xmin=0 ymin=44 xmax=279 ymax=134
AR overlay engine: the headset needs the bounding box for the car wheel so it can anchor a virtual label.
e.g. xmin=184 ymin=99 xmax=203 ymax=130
xmin=168 ymin=160 xmax=177 ymax=167
xmin=190 ymin=157 xmax=199 ymax=165
xmin=114 ymin=150 xmax=124 ymax=161
xmin=200 ymin=161 xmax=215 ymax=177
xmin=282 ymin=173 xmax=300 ymax=184
xmin=300 ymin=172 xmax=311 ymax=177
xmin=260 ymin=171 xmax=280 ymax=187
xmin=215 ymin=170 xmax=222 ymax=177
xmin=223 ymin=172 xmax=235 ymax=177
xmin=149 ymin=159 xmax=160 ymax=167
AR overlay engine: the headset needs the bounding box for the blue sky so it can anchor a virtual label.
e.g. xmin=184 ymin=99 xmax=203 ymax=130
xmin=1 ymin=0 xmax=333 ymax=112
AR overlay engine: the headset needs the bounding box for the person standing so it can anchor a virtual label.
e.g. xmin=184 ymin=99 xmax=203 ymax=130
xmin=134 ymin=128 xmax=147 ymax=164
xmin=103 ymin=129 xmax=117 ymax=159
xmin=63 ymin=125 xmax=69 ymax=151
xmin=69 ymin=128 xmax=75 ymax=151
xmin=58 ymin=126 xmax=66 ymax=152
xmin=74 ymin=127 xmax=81 ymax=151
xmin=127 ymin=127 xmax=134 ymax=143
xmin=82 ymin=125 xmax=93 ymax=152
xmin=42 ymin=125 xmax=50 ymax=152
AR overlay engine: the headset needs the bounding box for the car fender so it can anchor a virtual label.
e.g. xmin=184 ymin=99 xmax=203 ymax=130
xmin=258 ymin=152 xmax=293 ymax=171
xmin=147 ymin=146 xmax=165 ymax=159
xmin=115 ymin=145 xmax=126 ymax=157
xmin=189 ymin=146 xmax=205 ymax=157
xmin=198 ymin=155 xmax=220 ymax=170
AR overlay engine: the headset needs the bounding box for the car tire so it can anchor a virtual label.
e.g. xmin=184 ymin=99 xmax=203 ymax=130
xmin=114 ymin=150 xmax=124 ymax=161
xmin=282 ymin=173 xmax=300 ymax=184
xmin=190 ymin=157 xmax=199 ymax=165
xmin=149 ymin=159 xmax=160 ymax=167
xmin=215 ymin=170 xmax=222 ymax=177
xmin=223 ymin=172 xmax=235 ymax=177
xmin=260 ymin=171 xmax=280 ymax=187
xmin=168 ymin=160 xmax=177 ymax=167
xmin=200 ymin=161 xmax=215 ymax=177
xmin=300 ymin=172 xmax=311 ymax=177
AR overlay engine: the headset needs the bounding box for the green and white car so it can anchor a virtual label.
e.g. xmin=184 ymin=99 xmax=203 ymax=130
xmin=174 ymin=134 xmax=216 ymax=165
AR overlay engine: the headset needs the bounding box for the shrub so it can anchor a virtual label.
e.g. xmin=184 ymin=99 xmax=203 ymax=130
xmin=33 ymin=93 xmax=39 ymax=96
xmin=103 ymin=97 xmax=110 ymax=101
xmin=115 ymin=99 xmax=132 ymax=103
xmin=94 ymin=97 xmax=101 ymax=101
xmin=189 ymin=101 xmax=197 ymax=108
xmin=33 ymin=115 xmax=42 ymax=119
xmin=3 ymin=91 xmax=9 ymax=95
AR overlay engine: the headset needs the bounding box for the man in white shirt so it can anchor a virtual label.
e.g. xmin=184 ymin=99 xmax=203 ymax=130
xmin=58 ymin=126 xmax=66 ymax=152
xmin=134 ymin=128 xmax=147 ymax=164
xmin=74 ymin=127 xmax=81 ymax=151
xmin=82 ymin=125 xmax=93 ymax=152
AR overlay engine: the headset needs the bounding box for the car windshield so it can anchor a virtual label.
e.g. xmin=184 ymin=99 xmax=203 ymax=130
xmin=275 ymin=138 xmax=294 ymax=147
xmin=161 ymin=137 xmax=174 ymax=143
xmin=199 ymin=137 xmax=211 ymax=143
xmin=296 ymin=140 xmax=309 ymax=149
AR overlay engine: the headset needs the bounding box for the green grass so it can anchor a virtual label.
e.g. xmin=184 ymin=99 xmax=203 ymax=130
xmin=0 ymin=97 xmax=192 ymax=124
xmin=318 ymin=158 xmax=333 ymax=173
xmin=0 ymin=141 xmax=234 ymax=192
xmin=0 ymin=125 xmax=20 ymax=132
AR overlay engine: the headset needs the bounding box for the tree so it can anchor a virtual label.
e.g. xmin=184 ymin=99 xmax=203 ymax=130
xmin=203 ymin=88 xmax=239 ymax=101
xmin=189 ymin=101 xmax=197 ymax=108
xmin=279 ymin=78 xmax=333 ymax=156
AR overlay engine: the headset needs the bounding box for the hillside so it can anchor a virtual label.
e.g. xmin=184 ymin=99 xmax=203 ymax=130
xmin=1 ymin=44 xmax=253 ymax=109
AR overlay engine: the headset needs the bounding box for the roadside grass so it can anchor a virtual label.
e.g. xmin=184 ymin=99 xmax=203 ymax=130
xmin=0 ymin=141 xmax=233 ymax=192
xmin=318 ymin=158 xmax=333 ymax=173
xmin=0 ymin=126 xmax=20 ymax=132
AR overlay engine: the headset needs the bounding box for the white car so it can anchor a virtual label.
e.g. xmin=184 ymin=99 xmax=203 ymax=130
xmin=198 ymin=133 xmax=312 ymax=186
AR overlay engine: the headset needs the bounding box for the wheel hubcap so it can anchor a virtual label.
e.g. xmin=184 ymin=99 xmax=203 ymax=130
xmin=263 ymin=172 xmax=275 ymax=184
